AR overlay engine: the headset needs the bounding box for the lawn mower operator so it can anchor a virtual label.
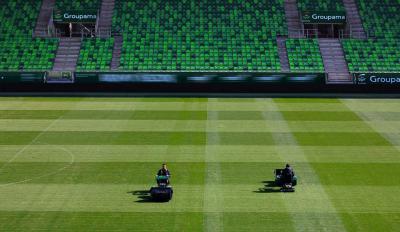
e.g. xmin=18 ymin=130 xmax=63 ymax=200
xmin=157 ymin=163 xmax=170 ymax=176
xmin=157 ymin=163 xmax=171 ymax=185
xmin=283 ymin=164 xmax=295 ymax=184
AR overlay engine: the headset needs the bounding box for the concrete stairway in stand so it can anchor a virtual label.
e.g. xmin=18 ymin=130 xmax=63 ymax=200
xmin=342 ymin=0 xmax=367 ymax=39
xmin=284 ymin=0 xmax=303 ymax=38
xmin=34 ymin=0 xmax=55 ymax=37
xmin=111 ymin=36 xmax=123 ymax=70
xmin=52 ymin=38 xmax=82 ymax=71
xmin=97 ymin=0 xmax=115 ymax=37
xmin=319 ymin=38 xmax=352 ymax=84
xmin=277 ymin=37 xmax=290 ymax=72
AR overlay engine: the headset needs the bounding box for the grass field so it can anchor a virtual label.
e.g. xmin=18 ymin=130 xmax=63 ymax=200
xmin=0 ymin=97 xmax=399 ymax=231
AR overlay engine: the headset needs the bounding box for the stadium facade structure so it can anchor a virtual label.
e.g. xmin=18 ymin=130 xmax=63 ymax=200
xmin=0 ymin=0 xmax=399 ymax=90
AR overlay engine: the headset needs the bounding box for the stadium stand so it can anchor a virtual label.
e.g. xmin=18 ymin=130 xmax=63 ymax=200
xmin=297 ymin=0 xmax=345 ymax=12
xmin=0 ymin=0 xmax=59 ymax=71
xmin=355 ymin=0 xmax=400 ymax=39
xmin=286 ymin=39 xmax=324 ymax=72
xmin=342 ymin=39 xmax=400 ymax=72
xmin=0 ymin=37 xmax=58 ymax=71
xmin=76 ymin=38 xmax=114 ymax=71
xmin=340 ymin=0 xmax=400 ymax=73
xmin=55 ymin=0 xmax=101 ymax=10
xmin=113 ymin=0 xmax=286 ymax=71
xmin=0 ymin=0 xmax=41 ymax=37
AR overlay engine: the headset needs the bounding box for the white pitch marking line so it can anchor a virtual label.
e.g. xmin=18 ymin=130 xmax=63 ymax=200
xmin=0 ymin=144 xmax=75 ymax=187
xmin=204 ymin=98 xmax=224 ymax=232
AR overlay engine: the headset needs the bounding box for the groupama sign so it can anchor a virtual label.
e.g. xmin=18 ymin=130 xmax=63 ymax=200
xmin=354 ymin=73 xmax=400 ymax=85
xmin=53 ymin=10 xmax=97 ymax=23
xmin=302 ymin=11 xmax=347 ymax=24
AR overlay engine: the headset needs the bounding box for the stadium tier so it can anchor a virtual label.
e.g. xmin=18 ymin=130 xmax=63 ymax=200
xmin=0 ymin=0 xmax=398 ymax=79
xmin=0 ymin=0 xmax=41 ymax=37
xmin=76 ymin=38 xmax=114 ymax=71
xmin=55 ymin=0 xmax=101 ymax=10
xmin=0 ymin=37 xmax=58 ymax=71
xmin=286 ymin=39 xmax=324 ymax=72
xmin=356 ymin=0 xmax=400 ymax=39
xmin=114 ymin=0 xmax=286 ymax=71
xmin=342 ymin=39 xmax=400 ymax=72
xmin=297 ymin=0 xmax=345 ymax=12
xmin=0 ymin=0 xmax=59 ymax=71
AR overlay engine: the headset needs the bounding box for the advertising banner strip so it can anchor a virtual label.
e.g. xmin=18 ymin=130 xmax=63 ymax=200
xmin=0 ymin=72 xmax=45 ymax=84
xmin=302 ymin=11 xmax=347 ymax=24
xmin=353 ymin=73 xmax=400 ymax=86
xmin=74 ymin=72 xmax=326 ymax=84
xmin=53 ymin=9 xmax=97 ymax=23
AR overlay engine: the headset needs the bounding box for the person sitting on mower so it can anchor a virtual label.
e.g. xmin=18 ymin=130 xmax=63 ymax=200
xmin=282 ymin=164 xmax=294 ymax=185
xmin=157 ymin=163 xmax=170 ymax=185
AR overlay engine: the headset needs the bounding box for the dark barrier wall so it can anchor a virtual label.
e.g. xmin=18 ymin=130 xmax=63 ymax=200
xmin=74 ymin=72 xmax=326 ymax=84
xmin=0 ymin=72 xmax=44 ymax=84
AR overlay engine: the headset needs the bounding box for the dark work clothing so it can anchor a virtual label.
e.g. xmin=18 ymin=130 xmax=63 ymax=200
xmin=157 ymin=168 xmax=170 ymax=176
xmin=282 ymin=167 xmax=294 ymax=184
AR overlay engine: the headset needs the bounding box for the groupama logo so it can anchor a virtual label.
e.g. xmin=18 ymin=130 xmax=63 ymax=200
xmin=357 ymin=74 xmax=367 ymax=84
xmin=302 ymin=11 xmax=346 ymax=23
xmin=63 ymin=13 xmax=97 ymax=20
xmin=311 ymin=14 xmax=346 ymax=21
xmin=357 ymin=73 xmax=400 ymax=85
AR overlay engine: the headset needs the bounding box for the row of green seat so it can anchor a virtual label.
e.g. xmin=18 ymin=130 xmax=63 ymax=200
xmin=297 ymin=0 xmax=345 ymax=12
xmin=286 ymin=39 xmax=324 ymax=72
xmin=0 ymin=0 xmax=41 ymax=37
xmin=0 ymin=0 xmax=59 ymax=71
xmin=342 ymin=39 xmax=400 ymax=72
xmin=114 ymin=0 xmax=285 ymax=71
xmin=356 ymin=0 xmax=400 ymax=39
xmin=76 ymin=38 xmax=114 ymax=71
xmin=55 ymin=0 xmax=101 ymax=10
xmin=0 ymin=38 xmax=59 ymax=71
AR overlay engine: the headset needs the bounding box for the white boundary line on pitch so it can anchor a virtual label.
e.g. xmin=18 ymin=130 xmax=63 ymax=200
xmin=0 ymin=144 xmax=75 ymax=187
xmin=0 ymin=112 xmax=66 ymax=173
xmin=0 ymin=107 xmax=76 ymax=187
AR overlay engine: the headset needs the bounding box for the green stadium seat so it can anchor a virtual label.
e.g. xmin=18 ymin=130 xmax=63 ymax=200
xmin=286 ymin=39 xmax=324 ymax=72
xmin=355 ymin=0 xmax=400 ymax=39
xmin=0 ymin=0 xmax=59 ymax=71
xmin=113 ymin=0 xmax=287 ymax=71
xmin=76 ymin=38 xmax=114 ymax=71
xmin=297 ymin=0 xmax=345 ymax=12
xmin=55 ymin=0 xmax=101 ymax=10
xmin=342 ymin=39 xmax=400 ymax=72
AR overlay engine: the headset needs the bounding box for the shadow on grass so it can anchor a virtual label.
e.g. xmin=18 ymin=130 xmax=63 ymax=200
xmin=261 ymin=180 xmax=276 ymax=187
xmin=253 ymin=180 xmax=281 ymax=193
xmin=127 ymin=190 xmax=154 ymax=203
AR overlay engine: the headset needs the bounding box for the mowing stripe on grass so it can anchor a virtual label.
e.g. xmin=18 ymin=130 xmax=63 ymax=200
xmin=0 ymin=101 xmax=363 ymax=112
xmin=2 ymin=145 xmax=399 ymax=163
xmin=3 ymin=120 xmax=400 ymax=133
xmin=0 ymin=110 xmax=207 ymax=120
xmin=342 ymin=99 xmax=400 ymax=150
xmin=266 ymin=99 xmax=347 ymax=232
xmin=0 ymin=114 xmax=62 ymax=175
xmin=204 ymin=98 xmax=223 ymax=232
xmin=0 ymin=131 xmax=391 ymax=146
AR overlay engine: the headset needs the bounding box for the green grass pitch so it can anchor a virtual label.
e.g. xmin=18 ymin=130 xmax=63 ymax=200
xmin=0 ymin=97 xmax=399 ymax=231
